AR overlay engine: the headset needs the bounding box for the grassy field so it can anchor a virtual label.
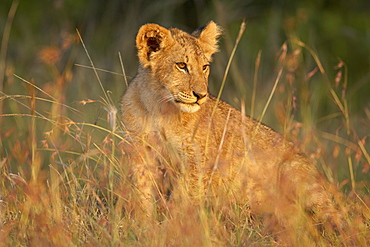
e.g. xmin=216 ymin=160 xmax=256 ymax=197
xmin=1 ymin=0 xmax=369 ymax=246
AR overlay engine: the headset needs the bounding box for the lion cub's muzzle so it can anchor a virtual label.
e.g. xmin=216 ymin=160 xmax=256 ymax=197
xmin=174 ymin=91 xmax=207 ymax=113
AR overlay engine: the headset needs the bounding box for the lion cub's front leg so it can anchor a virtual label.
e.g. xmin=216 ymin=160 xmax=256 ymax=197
xmin=125 ymin=132 xmax=176 ymax=218
xmin=131 ymin=159 xmax=156 ymax=217
xmin=124 ymin=148 xmax=152 ymax=218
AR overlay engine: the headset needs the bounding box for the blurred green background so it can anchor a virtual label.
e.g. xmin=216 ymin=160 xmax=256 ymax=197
xmin=1 ymin=0 xmax=369 ymax=183
xmin=2 ymin=0 xmax=369 ymax=117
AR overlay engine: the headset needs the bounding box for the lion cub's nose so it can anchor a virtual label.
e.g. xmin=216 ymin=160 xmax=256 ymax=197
xmin=192 ymin=91 xmax=207 ymax=105
xmin=192 ymin=91 xmax=207 ymax=100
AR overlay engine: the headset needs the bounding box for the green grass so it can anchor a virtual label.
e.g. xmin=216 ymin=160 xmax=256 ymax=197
xmin=1 ymin=1 xmax=369 ymax=246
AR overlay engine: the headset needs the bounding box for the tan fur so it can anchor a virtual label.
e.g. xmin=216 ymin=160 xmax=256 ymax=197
xmin=121 ymin=21 xmax=343 ymax=233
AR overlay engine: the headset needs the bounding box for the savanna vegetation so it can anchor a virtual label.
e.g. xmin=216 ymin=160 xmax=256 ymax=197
xmin=0 ymin=0 xmax=369 ymax=246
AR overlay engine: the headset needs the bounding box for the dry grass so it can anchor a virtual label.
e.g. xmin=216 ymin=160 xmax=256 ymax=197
xmin=1 ymin=17 xmax=369 ymax=247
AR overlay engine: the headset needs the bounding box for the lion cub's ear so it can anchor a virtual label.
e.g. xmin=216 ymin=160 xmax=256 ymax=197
xmin=192 ymin=21 xmax=222 ymax=61
xmin=136 ymin=24 xmax=173 ymax=68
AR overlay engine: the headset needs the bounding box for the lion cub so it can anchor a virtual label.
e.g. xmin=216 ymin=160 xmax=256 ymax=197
xmin=121 ymin=21 xmax=343 ymax=231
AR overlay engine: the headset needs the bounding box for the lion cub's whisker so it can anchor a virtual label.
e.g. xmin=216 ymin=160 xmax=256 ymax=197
xmin=158 ymin=94 xmax=174 ymax=104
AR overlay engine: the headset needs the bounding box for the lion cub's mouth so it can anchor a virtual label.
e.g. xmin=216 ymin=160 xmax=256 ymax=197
xmin=174 ymin=91 xmax=207 ymax=113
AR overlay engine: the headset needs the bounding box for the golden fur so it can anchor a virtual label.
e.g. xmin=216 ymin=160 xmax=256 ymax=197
xmin=120 ymin=21 xmax=344 ymax=233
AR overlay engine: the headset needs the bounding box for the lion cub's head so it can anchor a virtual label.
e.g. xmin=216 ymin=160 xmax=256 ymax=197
xmin=136 ymin=21 xmax=222 ymax=113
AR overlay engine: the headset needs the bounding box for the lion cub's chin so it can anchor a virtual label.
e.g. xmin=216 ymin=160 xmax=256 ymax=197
xmin=178 ymin=103 xmax=201 ymax=113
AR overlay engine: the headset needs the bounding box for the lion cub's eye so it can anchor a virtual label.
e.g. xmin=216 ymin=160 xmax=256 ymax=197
xmin=176 ymin=62 xmax=188 ymax=71
xmin=202 ymin=64 xmax=210 ymax=71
